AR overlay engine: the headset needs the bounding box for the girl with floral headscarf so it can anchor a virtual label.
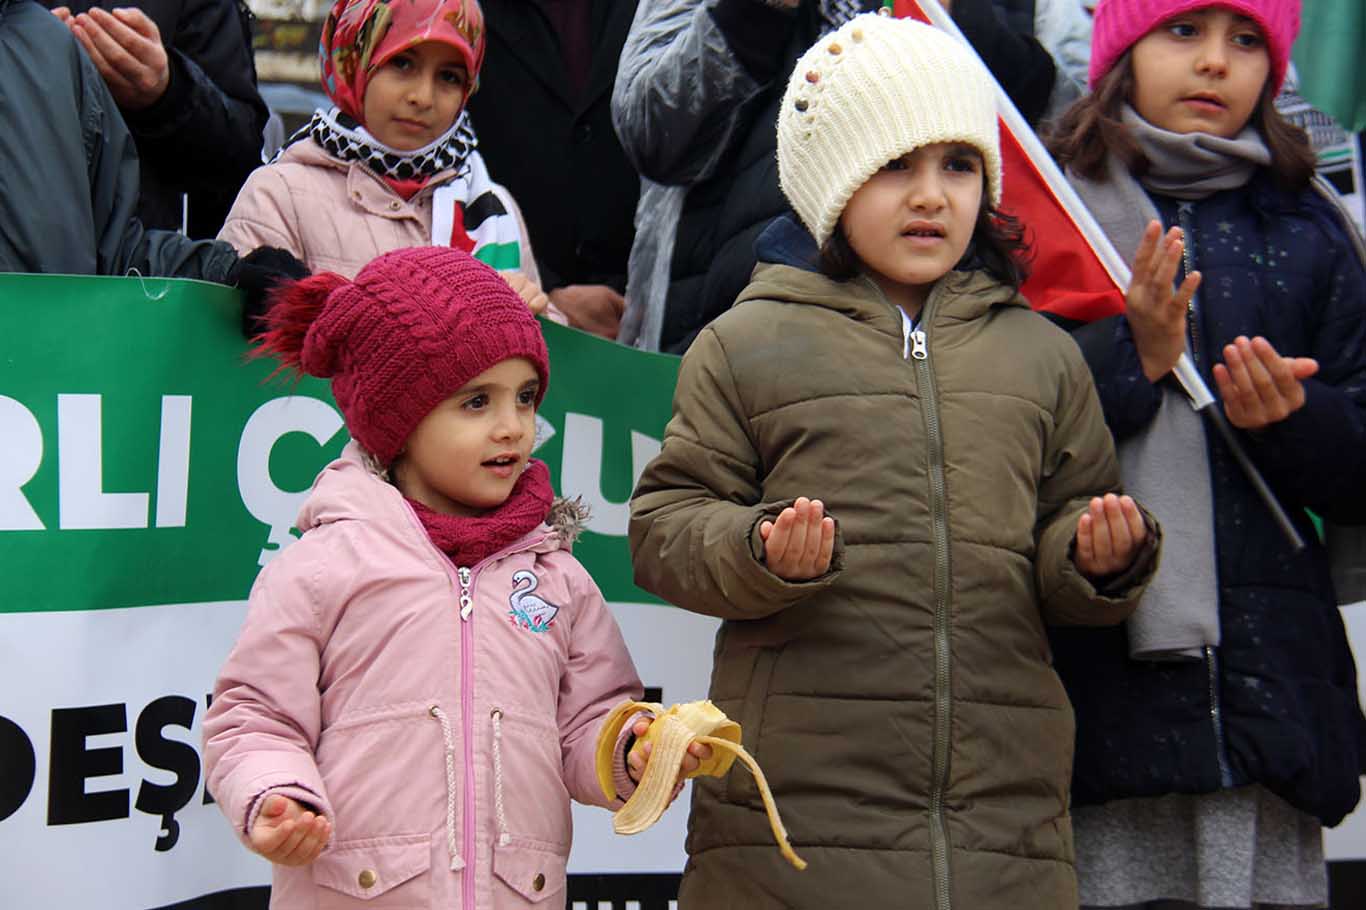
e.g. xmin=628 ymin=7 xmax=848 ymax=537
xmin=218 ymin=0 xmax=552 ymax=316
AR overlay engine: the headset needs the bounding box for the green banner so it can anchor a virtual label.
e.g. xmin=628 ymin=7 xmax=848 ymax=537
xmin=0 ymin=274 xmax=679 ymax=613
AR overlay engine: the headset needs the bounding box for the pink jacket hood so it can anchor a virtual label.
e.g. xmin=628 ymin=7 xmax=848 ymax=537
xmin=204 ymin=444 xmax=642 ymax=908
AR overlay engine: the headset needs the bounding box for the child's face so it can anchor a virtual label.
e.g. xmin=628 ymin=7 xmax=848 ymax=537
xmin=362 ymin=41 xmax=470 ymax=151
xmin=1130 ymin=8 xmax=1270 ymax=139
xmin=393 ymin=358 xmax=540 ymax=517
xmin=839 ymin=142 xmax=983 ymax=314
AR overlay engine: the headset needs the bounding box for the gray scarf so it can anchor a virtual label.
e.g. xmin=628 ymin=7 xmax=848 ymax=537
xmin=1067 ymin=107 xmax=1270 ymax=660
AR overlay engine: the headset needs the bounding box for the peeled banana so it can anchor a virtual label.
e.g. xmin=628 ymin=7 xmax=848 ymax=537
xmin=595 ymin=699 xmax=807 ymax=871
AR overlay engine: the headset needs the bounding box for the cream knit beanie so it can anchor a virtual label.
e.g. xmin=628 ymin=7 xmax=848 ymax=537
xmin=777 ymin=12 xmax=1001 ymax=248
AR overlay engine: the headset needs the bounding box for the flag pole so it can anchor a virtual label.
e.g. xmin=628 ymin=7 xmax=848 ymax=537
xmin=910 ymin=0 xmax=1305 ymax=551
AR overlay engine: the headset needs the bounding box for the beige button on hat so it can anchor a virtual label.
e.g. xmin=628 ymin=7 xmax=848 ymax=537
xmin=776 ymin=12 xmax=1002 ymax=248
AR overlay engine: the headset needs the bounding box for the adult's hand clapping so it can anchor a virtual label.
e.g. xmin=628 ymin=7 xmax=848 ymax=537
xmin=54 ymin=6 xmax=171 ymax=110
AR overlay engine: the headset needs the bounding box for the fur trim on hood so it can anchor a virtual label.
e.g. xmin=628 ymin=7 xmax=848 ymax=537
xmin=546 ymin=496 xmax=589 ymax=547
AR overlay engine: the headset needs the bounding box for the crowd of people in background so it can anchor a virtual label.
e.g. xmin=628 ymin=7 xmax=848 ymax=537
xmin=2 ymin=0 xmax=1364 ymax=907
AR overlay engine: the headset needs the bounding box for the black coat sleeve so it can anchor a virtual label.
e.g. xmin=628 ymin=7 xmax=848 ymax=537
xmin=80 ymin=47 xmax=240 ymax=281
xmin=119 ymin=0 xmax=268 ymax=197
xmin=1071 ymin=314 xmax=1166 ymax=442
xmin=1241 ymin=207 xmax=1366 ymax=523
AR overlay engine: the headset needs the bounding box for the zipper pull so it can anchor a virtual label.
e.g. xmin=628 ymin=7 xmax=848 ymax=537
xmin=910 ymin=329 xmax=928 ymax=361
xmin=457 ymin=566 xmax=473 ymax=620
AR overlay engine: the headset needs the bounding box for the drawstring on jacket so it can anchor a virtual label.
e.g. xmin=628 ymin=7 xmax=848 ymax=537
xmin=429 ymin=705 xmax=465 ymax=871
xmin=491 ymin=709 xmax=511 ymax=846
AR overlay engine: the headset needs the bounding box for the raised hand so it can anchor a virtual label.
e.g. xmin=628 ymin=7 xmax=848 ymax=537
xmin=1213 ymin=335 xmax=1318 ymax=430
xmin=69 ymin=7 xmax=171 ymax=110
xmin=249 ymin=794 xmax=331 ymax=867
xmin=500 ymin=271 xmax=550 ymax=316
xmin=1125 ymin=220 xmax=1201 ymax=382
xmin=1074 ymin=494 xmax=1147 ymax=581
xmin=759 ymin=496 xmax=835 ymax=581
xmin=548 ymin=284 xmax=626 ymax=339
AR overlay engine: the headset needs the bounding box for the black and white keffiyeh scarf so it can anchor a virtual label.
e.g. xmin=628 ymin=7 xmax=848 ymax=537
xmin=284 ymin=106 xmax=523 ymax=269
xmin=285 ymin=106 xmax=478 ymax=182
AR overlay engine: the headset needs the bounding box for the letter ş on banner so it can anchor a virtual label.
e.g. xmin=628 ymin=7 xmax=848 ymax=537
xmin=0 ymin=695 xmax=214 ymax=853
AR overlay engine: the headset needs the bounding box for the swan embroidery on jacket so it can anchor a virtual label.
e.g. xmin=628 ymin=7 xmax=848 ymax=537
xmin=508 ymin=570 xmax=560 ymax=633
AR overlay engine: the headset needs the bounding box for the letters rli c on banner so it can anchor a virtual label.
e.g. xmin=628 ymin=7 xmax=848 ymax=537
xmin=0 ymin=394 xmax=193 ymax=532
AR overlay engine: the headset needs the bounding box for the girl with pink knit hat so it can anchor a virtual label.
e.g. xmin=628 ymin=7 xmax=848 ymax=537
xmin=218 ymin=0 xmax=554 ymax=320
xmin=202 ymin=246 xmax=703 ymax=908
xmin=1045 ymin=1 xmax=1366 ymax=907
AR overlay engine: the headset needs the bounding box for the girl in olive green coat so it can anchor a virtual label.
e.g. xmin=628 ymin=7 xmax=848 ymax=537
xmin=629 ymin=15 xmax=1161 ymax=910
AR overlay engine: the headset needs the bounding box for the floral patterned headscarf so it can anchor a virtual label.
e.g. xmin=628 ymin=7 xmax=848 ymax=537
xmin=319 ymin=0 xmax=485 ymax=123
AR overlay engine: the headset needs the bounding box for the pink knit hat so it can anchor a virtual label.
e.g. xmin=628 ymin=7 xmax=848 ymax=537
xmin=255 ymin=246 xmax=549 ymax=465
xmin=1088 ymin=0 xmax=1300 ymax=93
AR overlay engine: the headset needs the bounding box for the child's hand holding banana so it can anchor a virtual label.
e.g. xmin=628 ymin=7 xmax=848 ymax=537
xmin=595 ymin=699 xmax=808 ymax=870
xmin=625 ymin=716 xmax=714 ymax=794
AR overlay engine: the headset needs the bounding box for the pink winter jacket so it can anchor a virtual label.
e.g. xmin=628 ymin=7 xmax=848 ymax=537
xmin=203 ymin=444 xmax=643 ymax=909
xmin=217 ymin=138 xmax=541 ymax=283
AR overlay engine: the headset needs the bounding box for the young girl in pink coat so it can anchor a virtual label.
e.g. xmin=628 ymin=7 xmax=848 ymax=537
xmin=203 ymin=246 xmax=701 ymax=908
xmin=219 ymin=0 xmax=553 ymax=316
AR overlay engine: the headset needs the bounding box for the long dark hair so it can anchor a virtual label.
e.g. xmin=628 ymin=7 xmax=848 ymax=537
xmin=1046 ymin=50 xmax=1316 ymax=189
xmin=819 ymin=196 xmax=1031 ymax=291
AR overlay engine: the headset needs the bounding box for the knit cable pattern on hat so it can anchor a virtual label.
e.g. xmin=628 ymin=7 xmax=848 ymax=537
xmin=303 ymin=246 xmax=549 ymax=466
xmin=776 ymin=13 xmax=1001 ymax=249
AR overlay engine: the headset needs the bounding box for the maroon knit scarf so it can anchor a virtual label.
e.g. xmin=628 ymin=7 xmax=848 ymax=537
xmin=405 ymin=459 xmax=554 ymax=567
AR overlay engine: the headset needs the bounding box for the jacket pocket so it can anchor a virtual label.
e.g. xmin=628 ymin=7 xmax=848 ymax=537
xmin=316 ymin=702 xmax=444 ymax=843
xmin=491 ymin=838 xmax=567 ymax=905
xmin=312 ymin=835 xmax=431 ymax=902
xmin=725 ymin=648 xmax=779 ymax=808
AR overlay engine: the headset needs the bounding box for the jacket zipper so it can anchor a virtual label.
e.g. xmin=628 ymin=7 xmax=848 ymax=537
xmin=915 ymin=318 xmax=954 ymax=910
xmin=414 ymin=519 xmax=548 ymax=909
xmin=1205 ymin=645 xmax=1234 ymax=787
xmin=1176 ymin=204 xmax=1202 ymax=371
xmin=456 ymin=564 xmax=476 ymax=910
xmin=910 ymin=329 xmax=929 ymax=361
xmin=883 ymin=280 xmax=953 ymax=910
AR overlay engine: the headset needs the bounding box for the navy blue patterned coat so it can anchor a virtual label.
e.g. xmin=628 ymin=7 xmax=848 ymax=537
xmin=1049 ymin=170 xmax=1366 ymax=826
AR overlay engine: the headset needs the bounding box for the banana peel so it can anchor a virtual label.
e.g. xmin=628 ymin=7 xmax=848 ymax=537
xmin=595 ymin=699 xmax=807 ymax=871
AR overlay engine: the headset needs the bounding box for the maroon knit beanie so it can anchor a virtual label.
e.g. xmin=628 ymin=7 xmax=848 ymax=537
xmin=254 ymin=247 xmax=549 ymax=465
xmin=1089 ymin=0 xmax=1300 ymax=93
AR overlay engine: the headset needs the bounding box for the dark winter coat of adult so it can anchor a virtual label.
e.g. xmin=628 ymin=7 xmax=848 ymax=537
xmin=465 ymin=0 xmax=640 ymax=336
xmin=43 ymin=0 xmax=268 ymax=239
xmin=611 ymin=0 xmax=1058 ymax=353
xmin=0 ymin=0 xmax=239 ymax=278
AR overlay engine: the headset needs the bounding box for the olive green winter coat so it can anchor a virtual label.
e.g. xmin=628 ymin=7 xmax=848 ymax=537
xmin=628 ymin=264 xmax=1160 ymax=910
